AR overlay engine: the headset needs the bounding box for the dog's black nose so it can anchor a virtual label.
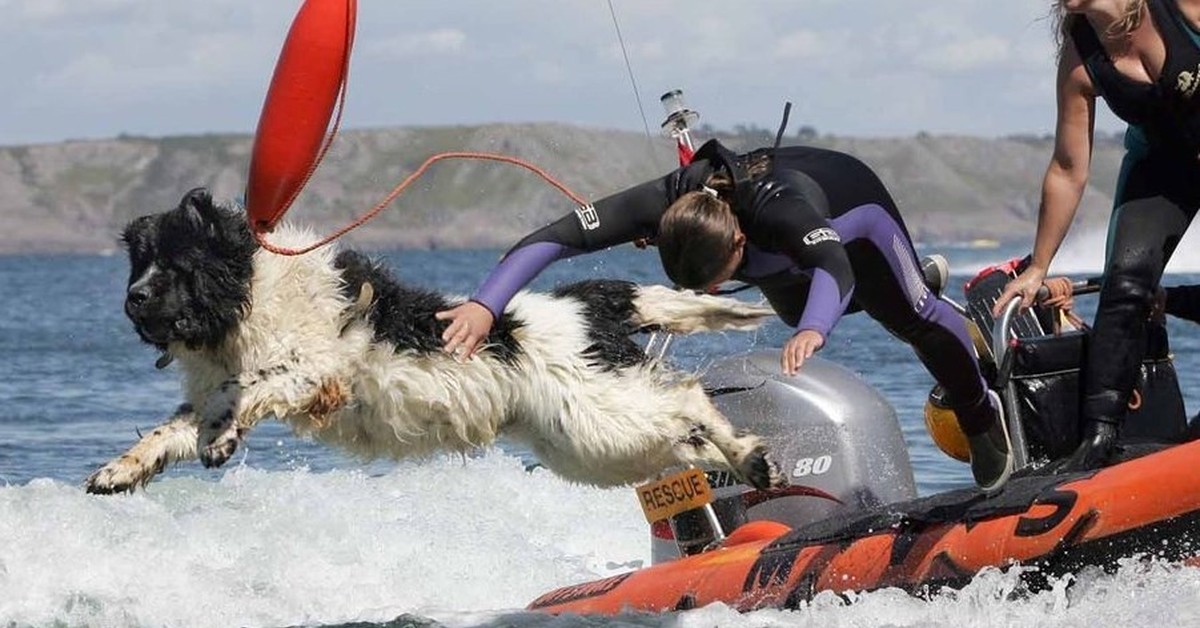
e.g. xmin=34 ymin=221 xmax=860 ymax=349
xmin=126 ymin=285 xmax=152 ymax=311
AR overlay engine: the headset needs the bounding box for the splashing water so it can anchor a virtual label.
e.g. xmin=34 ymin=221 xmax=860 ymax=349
xmin=7 ymin=252 xmax=1200 ymax=627
xmin=929 ymin=226 xmax=1200 ymax=280
xmin=1048 ymin=226 xmax=1200 ymax=275
xmin=5 ymin=452 xmax=1200 ymax=628
xmin=0 ymin=454 xmax=647 ymax=627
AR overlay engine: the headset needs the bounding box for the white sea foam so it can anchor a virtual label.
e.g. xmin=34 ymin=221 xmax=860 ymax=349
xmin=927 ymin=226 xmax=1200 ymax=281
xmin=3 ymin=451 xmax=1200 ymax=627
xmin=0 ymin=453 xmax=646 ymax=628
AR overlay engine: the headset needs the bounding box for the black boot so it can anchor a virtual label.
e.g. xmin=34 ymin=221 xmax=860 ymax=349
xmin=1058 ymin=389 xmax=1126 ymax=472
xmin=1057 ymin=421 xmax=1119 ymax=472
xmin=967 ymin=390 xmax=1013 ymax=493
xmin=1185 ymin=413 xmax=1200 ymax=442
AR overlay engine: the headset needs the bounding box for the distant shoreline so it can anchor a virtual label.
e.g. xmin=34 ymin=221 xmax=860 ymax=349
xmin=0 ymin=123 xmax=1127 ymax=255
xmin=0 ymin=237 xmax=1028 ymax=258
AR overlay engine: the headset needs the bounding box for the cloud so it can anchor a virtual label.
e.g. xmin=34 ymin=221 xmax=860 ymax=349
xmin=530 ymin=59 xmax=569 ymax=84
xmin=0 ymin=0 xmax=137 ymax=23
xmin=773 ymin=30 xmax=827 ymax=60
xmin=30 ymin=30 xmax=263 ymax=102
xmin=0 ymin=0 xmax=1110 ymax=144
xmin=604 ymin=39 xmax=666 ymax=64
xmin=914 ymin=35 xmax=1012 ymax=72
xmin=364 ymin=29 xmax=467 ymax=59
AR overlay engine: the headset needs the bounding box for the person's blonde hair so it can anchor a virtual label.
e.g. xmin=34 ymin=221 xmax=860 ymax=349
xmin=1054 ymin=0 xmax=1145 ymax=51
xmin=657 ymin=173 xmax=739 ymax=290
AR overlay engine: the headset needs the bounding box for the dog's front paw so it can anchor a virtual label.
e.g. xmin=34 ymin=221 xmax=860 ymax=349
xmin=741 ymin=445 xmax=788 ymax=491
xmin=198 ymin=427 xmax=240 ymax=468
xmin=85 ymin=454 xmax=163 ymax=494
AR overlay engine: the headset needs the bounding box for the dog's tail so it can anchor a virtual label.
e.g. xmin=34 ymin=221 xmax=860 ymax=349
xmin=632 ymin=285 xmax=775 ymax=334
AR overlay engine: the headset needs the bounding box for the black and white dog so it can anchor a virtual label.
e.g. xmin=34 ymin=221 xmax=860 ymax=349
xmin=85 ymin=188 xmax=785 ymax=494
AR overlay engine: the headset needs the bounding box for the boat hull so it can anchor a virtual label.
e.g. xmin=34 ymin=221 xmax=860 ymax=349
xmin=529 ymin=439 xmax=1200 ymax=614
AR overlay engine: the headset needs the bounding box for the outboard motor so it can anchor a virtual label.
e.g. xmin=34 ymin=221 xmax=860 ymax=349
xmin=649 ymin=350 xmax=918 ymax=564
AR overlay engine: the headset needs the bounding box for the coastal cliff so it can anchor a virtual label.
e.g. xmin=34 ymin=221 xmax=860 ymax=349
xmin=0 ymin=124 xmax=1125 ymax=254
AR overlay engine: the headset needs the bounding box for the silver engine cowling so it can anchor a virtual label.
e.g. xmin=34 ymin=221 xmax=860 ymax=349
xmin=650 ymin=349 xmax=918 ymax=563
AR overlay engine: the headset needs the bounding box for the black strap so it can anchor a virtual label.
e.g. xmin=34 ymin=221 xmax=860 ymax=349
xmin=1150 ymin=0 xmax=1189 ymax=42
xmin=692 ymin=139 xmax=750 ymax=188
xmin=773 ymin=101 xmax=793 ymax=149
xmin=1069 ymin=17 xmax=1105 ymax=64
xmin=691 ymin=139 xmax=757 ymax=212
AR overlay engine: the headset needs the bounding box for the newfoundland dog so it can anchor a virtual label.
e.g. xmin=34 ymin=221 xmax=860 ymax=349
xmin=85 ymin=188 xmax=784 ymax=494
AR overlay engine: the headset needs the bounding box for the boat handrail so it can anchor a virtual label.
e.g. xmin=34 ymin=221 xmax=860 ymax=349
xmin=991 ymin=277 xmax=1101 ymax=468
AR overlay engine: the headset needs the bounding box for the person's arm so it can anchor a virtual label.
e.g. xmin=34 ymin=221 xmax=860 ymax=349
xmin=995 ymin=44 xmax=1096 ymax=316
xmin=1165 ymin=285 xmax=1200 ymax=324
xmin=438 ymin=171 xmax=679 ymax=357
xmin=759 ymin=193 xmax=855 ymax=374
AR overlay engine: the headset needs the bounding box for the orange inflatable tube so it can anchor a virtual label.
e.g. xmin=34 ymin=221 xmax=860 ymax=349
xmin=246 ymin=0 xmax=357 ymax=232
xmin=529 ymin=439 xmax=1200 ymax=614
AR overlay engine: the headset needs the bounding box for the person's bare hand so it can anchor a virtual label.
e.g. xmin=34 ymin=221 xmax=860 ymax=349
xmin=435 ymin=301 xmax=495 ymax=360
xmin=782 ymin=330 xmax=825 ymax=375
xmin=992 ymin=266 xmax=1048 ymax=317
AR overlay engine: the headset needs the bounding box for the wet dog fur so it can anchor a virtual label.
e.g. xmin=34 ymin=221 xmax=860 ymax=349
xmin=85 ymin=188 xmax=785 ymax=494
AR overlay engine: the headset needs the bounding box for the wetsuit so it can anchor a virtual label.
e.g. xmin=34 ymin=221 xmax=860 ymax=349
xmin=1070 ymin=0 xmax=1200 ymax=428
xmin=1166 ymin=285 xmax=1200 ymax=323
xmin=471 ymin=141 xmax=997 ymax=436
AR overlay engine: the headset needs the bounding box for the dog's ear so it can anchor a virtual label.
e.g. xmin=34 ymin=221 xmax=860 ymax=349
xmin=180 ymin=187 xmax=213 ymax=227
xmin=120 ymin=214 xmax=156 ymax=250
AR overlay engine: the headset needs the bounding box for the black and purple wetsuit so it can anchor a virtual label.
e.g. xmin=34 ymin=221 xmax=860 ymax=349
xmin=470 ymin=141 xmax=995 ymax=435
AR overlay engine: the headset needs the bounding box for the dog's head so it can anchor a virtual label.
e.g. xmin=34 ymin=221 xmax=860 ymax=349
xmin=121 ymin=187 xmax=258 ymax=351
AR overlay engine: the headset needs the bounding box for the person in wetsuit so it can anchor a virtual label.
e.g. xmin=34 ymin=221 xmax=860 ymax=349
xmin=437 ymin=139 xmax=1015 ymax=491
xmin=1162 ymin=285 xmax=1200 ymax=323
xmin=996 ymin=0 xmax=1200 ymax=471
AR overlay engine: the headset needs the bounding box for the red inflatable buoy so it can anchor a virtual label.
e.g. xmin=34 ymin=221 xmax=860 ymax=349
xmin=246 ymin=0 xmax=357 ymax=232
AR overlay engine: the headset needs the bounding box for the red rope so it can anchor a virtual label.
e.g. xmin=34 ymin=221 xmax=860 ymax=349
xmin=254 ymin=151 xmax=589 ymax=256
xmin=1042 ymin=276 xmax=1086 ymax=333
xmin=1041 ymin=276 xmax=1075 ymax=310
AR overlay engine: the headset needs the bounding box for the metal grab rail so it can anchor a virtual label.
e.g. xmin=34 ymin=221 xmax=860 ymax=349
xmin=991 ymin=278 xmax=1102 ymax=469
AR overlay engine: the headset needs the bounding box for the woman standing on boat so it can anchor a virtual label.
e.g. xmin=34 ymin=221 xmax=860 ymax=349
xmin=996 ymin=0 xmax=1200 ymax=470
xmin=437 ymin=139 xmax=1014 ymax=491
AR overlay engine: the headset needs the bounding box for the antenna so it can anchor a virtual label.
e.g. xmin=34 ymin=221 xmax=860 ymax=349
xmin=606 ymin=0 xmax=659 ymax=163
xmin=659 ymin=88 xmax=700 ymax=164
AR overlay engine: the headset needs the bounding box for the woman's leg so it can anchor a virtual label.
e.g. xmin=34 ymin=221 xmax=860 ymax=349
xmin=832 ymin=202 xmax=1009 ymax=489
xmin=831 ymin=203 xmax=993 ymax=434
xmin=844 ymin=239 xmax=993 ymax=435
xmin=1067 ymin=195 xmax=1197 ymax=467
xmin=1059 ymin=152 xmax=1199 ymax=470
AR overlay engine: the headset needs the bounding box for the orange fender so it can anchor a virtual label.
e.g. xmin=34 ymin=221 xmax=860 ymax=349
xmin=246 ymin=0 xmax=356 ymax=232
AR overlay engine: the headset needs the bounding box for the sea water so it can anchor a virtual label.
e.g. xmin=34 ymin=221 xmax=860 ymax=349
xmin=3 ymin=240 xmax=1200 ymax=627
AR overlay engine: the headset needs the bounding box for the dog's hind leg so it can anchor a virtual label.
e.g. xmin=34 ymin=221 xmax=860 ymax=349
xmin=672 ymin=382 xmax=786 ymax=491
xmin=85 ymin=404 xmax=202 ymax=494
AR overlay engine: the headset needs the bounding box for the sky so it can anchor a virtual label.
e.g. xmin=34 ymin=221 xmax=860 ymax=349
xmin=0 ymin=0 xmax=1127 ymax=147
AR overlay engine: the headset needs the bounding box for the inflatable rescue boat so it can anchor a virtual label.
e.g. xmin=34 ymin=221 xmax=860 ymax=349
xmin=528 ymin=256 xmax=1197 ymax=615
